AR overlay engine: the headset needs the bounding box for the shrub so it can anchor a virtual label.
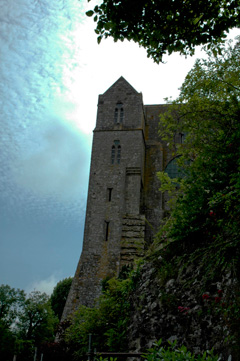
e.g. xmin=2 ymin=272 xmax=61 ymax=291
xmin=143 ymin=339 xmax=219 ymax=361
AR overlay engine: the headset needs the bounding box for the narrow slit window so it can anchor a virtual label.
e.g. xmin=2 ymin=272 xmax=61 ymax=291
xmin=179 ymin=132 xmax=186 ymax=144
xmin=105 ymin=221 xmax=109 ymax=241
xmin=107 ymin=188 xmax=113 ymax=201
xmin=117 ymin=145 xmax=121 ymax=164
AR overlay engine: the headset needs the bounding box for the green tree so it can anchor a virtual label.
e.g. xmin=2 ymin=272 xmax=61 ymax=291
xmin=86 ymin=0 xmax=240 ymax=63
xmin=0 ymin=284 xmax=25 ymax=326
xmin=0 ymin=321 xmax=15 ymax=361
xmin=0 ymin=285 xmax=25 ymax=361
xmin=156 ymin=38 xmax=240 ymax=282
xmin=65 ymin=277 xmax=132 ymax=359
xmin=0 ymin=286 xmax=59 ymax=360
xmin=16 ymin=291 xmax=58 ymax=343
xmin=50 ymin=277 xmax=72 ymax=320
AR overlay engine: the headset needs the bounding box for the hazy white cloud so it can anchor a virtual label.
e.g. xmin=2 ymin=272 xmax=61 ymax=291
xmin=0 ymin=0 xmax=85 ymax=131
xmin=12 ymin=116 xmax=91 ymax=200
xmin=0 ymin=0 xmax=90 ymax=292
xmin=26 ymin=274 xmax=60 ymax=296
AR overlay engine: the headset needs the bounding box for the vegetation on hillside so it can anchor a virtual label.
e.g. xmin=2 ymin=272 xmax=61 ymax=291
xmin=156 ymin=38 xmax=240 ymax=284
xmin=144 ymin=339 xmax=219 ymax=361
xmin=150 ymin=37 xmax=240 ymax=358
xmin=64 ymin=273 xmax=136 ymax=359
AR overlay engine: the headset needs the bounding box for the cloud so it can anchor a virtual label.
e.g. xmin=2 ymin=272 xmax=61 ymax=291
xmin=0 ymin=1 xmax=91 ymax=293
xmin=0 ymin=0 xmax=86 ymax=133
xmin=12 ymin=115 xmax=91 ymax=200
xmin=0 ymin=0 xmax=93 ymax=210
xmin=26 ymin=274 xmax=60 ymax=296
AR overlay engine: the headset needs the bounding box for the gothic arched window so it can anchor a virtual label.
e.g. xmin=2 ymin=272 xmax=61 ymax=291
xmin=165 ymin=156 xmax=187 ymax=179
xmin=114 ymin=108 xmax=118 ymax=123
xmin=111 ymin=145 xmax=115 ymax=164
xmin=120 ymin=108 xmax=124 ymax=123
xmin=114 ymin=102 xmax=124 ymax=124
xmin=117 ymin=145 xmax=121 ymax=164
xmin=111 ymin=140 xmax=121 ymax=164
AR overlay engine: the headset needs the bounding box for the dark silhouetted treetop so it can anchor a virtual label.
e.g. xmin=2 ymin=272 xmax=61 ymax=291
xmin=50 ymin=277 xmax=73 ymax=320
xmin=86 ymin=0 xmax=240 ymax=63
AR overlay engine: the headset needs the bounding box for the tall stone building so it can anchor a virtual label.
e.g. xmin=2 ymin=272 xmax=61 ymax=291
xmin=62 ymin=77 xmax=180 ymax=320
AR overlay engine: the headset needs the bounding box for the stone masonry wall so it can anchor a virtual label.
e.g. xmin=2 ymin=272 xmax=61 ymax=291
xmin=120 ymin=215 xmax=145 ymax=267
xmin=62 ymin=78 xmax=178 ymax=320
xmin=62 ymin=77 xmax=147 ymax=319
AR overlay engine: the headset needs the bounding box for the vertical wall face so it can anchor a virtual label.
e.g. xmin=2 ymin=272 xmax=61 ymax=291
xmin=143 ymin=105 xmax=168 ymax=244
xmin=62 ymin=77 xmax=145 ymax=319
xmin=143 ymin=105 xmax=179 ymax=244
xmin=125 ymin=168 xmax=142 ymax=215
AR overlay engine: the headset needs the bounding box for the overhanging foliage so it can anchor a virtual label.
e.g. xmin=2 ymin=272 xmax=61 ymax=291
xmin=87 ymin=0 xmax=240 ymax=62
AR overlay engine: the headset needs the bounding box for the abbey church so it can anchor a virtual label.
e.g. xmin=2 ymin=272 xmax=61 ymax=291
xmin=62 ymin=76 xmax=181 ymax=319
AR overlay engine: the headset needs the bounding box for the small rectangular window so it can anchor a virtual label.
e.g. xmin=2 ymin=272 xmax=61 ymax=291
xmin=179 ymin=132 xmax=186 ymax=144
xmin=107 ymin=188 xmax=113 ymax=201
xmin=105 ymin=221 xmax=109 ymax=241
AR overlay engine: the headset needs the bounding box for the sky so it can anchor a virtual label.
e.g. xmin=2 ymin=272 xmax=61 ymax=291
xmin=1 ymin=0 xmax=239 ymax=295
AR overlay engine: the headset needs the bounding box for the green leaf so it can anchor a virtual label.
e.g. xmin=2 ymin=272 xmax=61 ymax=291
xmin=86 ymin=10 xmax=94 ymax=17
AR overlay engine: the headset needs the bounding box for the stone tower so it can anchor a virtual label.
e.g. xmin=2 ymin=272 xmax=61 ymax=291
xmin=62 ymin=77 xmax=176 ymax=319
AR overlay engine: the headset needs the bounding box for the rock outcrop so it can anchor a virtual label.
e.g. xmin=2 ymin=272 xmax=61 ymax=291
xmin=128 ymin=259 xmax=239 ymax=359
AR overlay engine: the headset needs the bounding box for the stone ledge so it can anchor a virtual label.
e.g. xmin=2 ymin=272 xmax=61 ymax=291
xmin=121 ymin=248 xmax=145 ymax=254
xmin=121 ymin=239 xmax=145 ymax=245
xmin=122 ymin=231 xmax=145 ymax=238
xmin=122 ymin=219 xmax=145 ymax=226
xmin=122 ymin=225 xmax=145 ymax=231
xmin=121 ymin=241 xmax=145 ymax=248
xmin=123 ymin=214 xmax=145 ymax=220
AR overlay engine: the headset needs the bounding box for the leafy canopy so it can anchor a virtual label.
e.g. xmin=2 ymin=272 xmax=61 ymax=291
xmin=0 ymin=285 xmax=58 ymax=361
xmin=156 ymin=39 xmax=240 ymax=283
xmin=65 ymin=277 xmax=131 ymax=358
xmin=63 ymin=267 xmax=143 ymax=360
xmin=16 ymin=290 xmax=57 ymax=342
xmin=0 ymin=284 xmax=25 ymax=326
xmin=86 ymin=0 xmax=240 ymax=62
xmin=50 ymin=277 xmax=72 ymax=320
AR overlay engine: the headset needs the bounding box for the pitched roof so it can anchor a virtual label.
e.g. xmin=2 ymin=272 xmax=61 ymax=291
xmin=103 ymin=76 xmax=139 ymax=95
